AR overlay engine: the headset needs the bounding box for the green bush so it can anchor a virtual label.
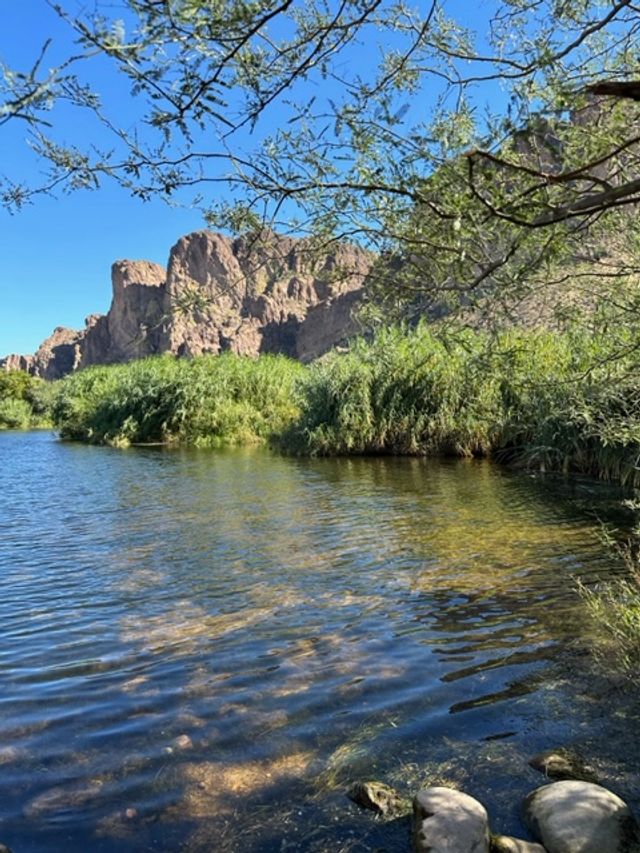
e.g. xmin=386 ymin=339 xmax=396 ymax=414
xmin=281 ymin=322 xmax=640 ymax=485
xmin=282 ymin=325 xmax=503 ymax=456
xmin=0 ymin=398 xmax=33 ymax=430
xmin=53 ymin=353 xmax=305 ymax=446
xmin=0 ymin=370 xmax=54 ymax=429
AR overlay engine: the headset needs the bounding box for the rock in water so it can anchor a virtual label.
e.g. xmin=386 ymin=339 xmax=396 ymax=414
xmin=491 ymin=835 xmax=547 ymax=853
xmin=347 ymin=781 xmax=408 ymax=817
xmin=413 ymin=787 xmax=490 ymax=853
xmin=524 ymin=780 xmax=640 ymax=853
xmin=528 ymin=748 xmax=598 ymax=783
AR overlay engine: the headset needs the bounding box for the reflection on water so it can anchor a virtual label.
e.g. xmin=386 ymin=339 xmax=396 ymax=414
xmin=0 ymin=431 xmax=635 ymax=851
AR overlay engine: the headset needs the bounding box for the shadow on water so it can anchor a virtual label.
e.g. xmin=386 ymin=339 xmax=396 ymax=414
xmin=0 ymin=432 xmax=637 ymax=851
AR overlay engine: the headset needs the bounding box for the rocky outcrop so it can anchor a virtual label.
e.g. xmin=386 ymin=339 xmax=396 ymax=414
xmin=0 ymin=353 xmax=35 ymax=374
xmin=2 ymin=230 xmax=374 ymax=378
xmin=8 ymin=326 xmax=84 ymax=381
xmin=159 ymin=230 xmax=372 ymax=361
xmin=80 ymin=260 xmax=166 ymax=367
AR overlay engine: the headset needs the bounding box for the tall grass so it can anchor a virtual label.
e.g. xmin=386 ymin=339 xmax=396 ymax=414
xmin=50 ymin=324 xmax=640 ymax=486
xmin=578 ymin=524 xmax=640 ymax=682
xmin=53 ymin=353 xmax=305 ymax=447
xmin=284 ymin=323 xmax=640 ymax=486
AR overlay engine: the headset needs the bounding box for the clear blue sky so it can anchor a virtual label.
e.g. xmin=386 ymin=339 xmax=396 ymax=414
xmin=0 ymin=0 xmax=493 ymax=356
xmin=1 ymin=1 xmax=211 ymax=355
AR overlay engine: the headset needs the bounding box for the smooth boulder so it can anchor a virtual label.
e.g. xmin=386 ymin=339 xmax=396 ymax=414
xmin=524 ymin=780 xmax=639 ymax=853
xmin=413 ymin=787 xmax=490 ymax=853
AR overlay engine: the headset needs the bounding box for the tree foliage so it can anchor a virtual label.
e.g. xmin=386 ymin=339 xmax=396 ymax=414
xmin=3 ymin=0 xmax=640 ymax=318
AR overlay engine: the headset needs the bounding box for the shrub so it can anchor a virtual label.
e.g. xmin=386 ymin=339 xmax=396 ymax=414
xmin=0 ymin=398 xmax=32 ymax=430
xmin=53 ymin=353 xmax=305 ymax=446
xmin=0 ymin=370 xmax=54 ymax=429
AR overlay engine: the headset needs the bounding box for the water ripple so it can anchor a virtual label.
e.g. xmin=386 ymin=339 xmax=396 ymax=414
xmin=0 ymin=431 xmax=630 ymax=851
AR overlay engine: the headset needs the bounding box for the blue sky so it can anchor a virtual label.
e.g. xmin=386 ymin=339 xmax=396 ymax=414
xmin=0 ymin=0 xmax=494 ymax=356
xmin=1 ymin=1 xmax=211 ymax=355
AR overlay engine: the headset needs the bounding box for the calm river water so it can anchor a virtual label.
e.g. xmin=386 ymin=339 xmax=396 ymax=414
xmin=0 ymin=430 xmax=638 ymax=851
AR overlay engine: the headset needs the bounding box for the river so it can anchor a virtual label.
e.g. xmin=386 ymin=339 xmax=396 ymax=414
xmin=0 ymin=430 xmax=637 ymax=851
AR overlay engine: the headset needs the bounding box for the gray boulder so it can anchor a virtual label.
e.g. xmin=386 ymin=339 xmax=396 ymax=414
xmin=524 ymin=780 xmax=639 ymax=853
xmin=413 ymin=787 xmax=490 ymax=853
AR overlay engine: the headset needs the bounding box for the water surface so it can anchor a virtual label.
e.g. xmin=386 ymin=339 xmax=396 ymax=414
xmin=0 ymin=431 xmax=636 ymax=851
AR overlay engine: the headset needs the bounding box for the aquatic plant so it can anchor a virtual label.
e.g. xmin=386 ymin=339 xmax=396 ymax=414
xmin=284 ymin=323 xmax=640 ymax=486
xmin=579 ymin=522 xmax=640 ymax=681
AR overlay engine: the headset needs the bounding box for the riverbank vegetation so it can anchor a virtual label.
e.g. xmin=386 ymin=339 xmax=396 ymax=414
xmin=40 ymin=322 xmax=640 ymax=487
xmin=0 ymin=370 xmax=53 ymax=429
xmin=578 ymin=523 xmax=640 ymax=683
xmin=52 ymin=353 xmax=304 ymax=447
xmin=284 ymin=324 xmax=640 ymax=487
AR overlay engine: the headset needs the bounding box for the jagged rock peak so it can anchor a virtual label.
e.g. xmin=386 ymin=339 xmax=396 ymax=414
xmin=79 ymin=259 xmax=167 ymax=368
xmin=161 ymin=229 xmax=373 ymax=360
xmin=1 ymin=229 xmax=374 ymax=378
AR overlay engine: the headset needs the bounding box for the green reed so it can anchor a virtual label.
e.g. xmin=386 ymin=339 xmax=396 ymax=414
xmin=53 ymin=353 xmax=305 ymax=447
xmin=49 ymin=323 xmax=640 ymax=487
xmin=284 ymin=323 xmax=640 ymax=486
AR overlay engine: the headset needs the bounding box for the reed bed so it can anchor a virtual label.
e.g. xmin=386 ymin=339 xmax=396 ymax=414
xmin=40 ymin=323 xmax=640 ymax=486
xmin=53 ymin=353 xmax=305 ymax=447
xmin=286 ymin=324 xmax=640 ymax=486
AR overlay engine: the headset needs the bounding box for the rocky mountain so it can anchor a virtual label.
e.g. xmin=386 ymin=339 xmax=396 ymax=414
xmin=1 ymin=230 xmax=374 ymax=379
xmin=1 ymin=326 xmax=84 ymax=381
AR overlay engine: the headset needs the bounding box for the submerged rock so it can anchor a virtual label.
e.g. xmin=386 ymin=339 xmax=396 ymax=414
xmin=24 ymin=779 xmax=104 ymax=817
xmin=173 ymin=734 xmax=194 ymax=751
xmin=491 ymin=835 xmax=547 ymax=853
xmin=347 ymin=780 xmax=409 ymax=817
xmin=528 ymin=748 xmax=598 ymax=783
xmin=413 ymin=787 xmax=490 ymax=853
xmin=523 ymin=780 xmax=640 ymax=853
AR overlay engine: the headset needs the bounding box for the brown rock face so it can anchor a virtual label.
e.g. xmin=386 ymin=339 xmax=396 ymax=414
xmin=2 ymin=230 xmax=373 ymax=377
xmin=1 ymin=328 xmax=82 ymax=380
xmin=0 ymin=354 xmax=35 ymax=374
xmin=31 ymin=327 xmax=84 ymax=380
xmin=80 ymin=260 xmax=166 ymax=366
xmin=160 ymin=230 xmax=372 ymax=361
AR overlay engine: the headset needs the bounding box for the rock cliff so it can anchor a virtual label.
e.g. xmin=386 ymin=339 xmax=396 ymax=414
xmin=80 ymin=260 xmax=166 ymax=367
xmin=0 ymin=326 xmax=84 ymax=381
xmin=1 ymin=230 xmax=374 ymax=379
xmin=160 ymin=230 xmax=371 ymax=360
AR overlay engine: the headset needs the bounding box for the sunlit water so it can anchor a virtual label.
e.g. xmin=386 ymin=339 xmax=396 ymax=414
xmin=0 ymin=431 xmax=637 ymax=851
